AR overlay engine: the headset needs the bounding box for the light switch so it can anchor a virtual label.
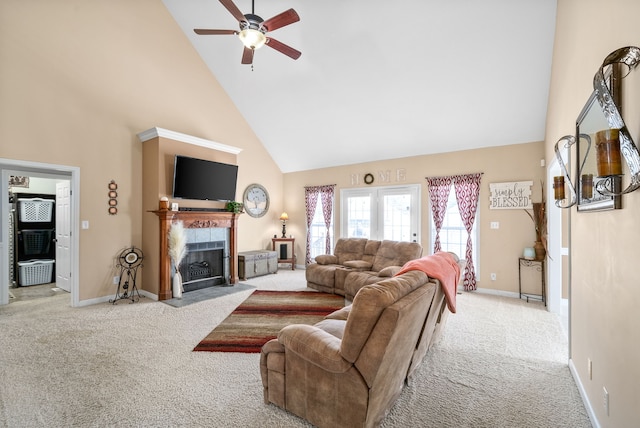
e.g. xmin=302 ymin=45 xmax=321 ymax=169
xmin=81 ymin=220 xmax=89 ymax=229
xmin=490 ymin=221 xmax=499 ymax=229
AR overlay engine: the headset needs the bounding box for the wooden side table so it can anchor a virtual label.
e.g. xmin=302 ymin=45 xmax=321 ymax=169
xmin=272 ymin=238 xmax=295 ymax=270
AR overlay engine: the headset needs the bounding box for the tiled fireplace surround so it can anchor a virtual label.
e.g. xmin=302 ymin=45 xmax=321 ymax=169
xmin=153 ymin=210 xmax=240 ymax=300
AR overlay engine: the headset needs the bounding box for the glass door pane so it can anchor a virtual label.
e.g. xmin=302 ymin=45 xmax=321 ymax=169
xmin=382 ymin=193 xmax=412 ymax=241
xmin=342 ymin=185 xmax=419 ymax=242
xmin=346 ymin=195 xmax=372 ymax=238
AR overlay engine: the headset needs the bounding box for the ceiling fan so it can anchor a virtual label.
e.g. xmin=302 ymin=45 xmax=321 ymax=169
xmin=194 ymin=0 xmax=301 ymax=65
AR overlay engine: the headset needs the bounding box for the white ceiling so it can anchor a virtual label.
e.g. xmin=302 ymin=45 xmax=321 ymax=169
xmin=162 ymin=0 xmax=557 ymax=173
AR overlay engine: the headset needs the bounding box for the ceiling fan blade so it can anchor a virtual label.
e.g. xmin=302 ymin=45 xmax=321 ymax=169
xmin=241 ymin=47 xmax=254 ymax=65
xmin=261 ymin=9 xmax=300 ymax=32
xmin=219 ymin=0 xmax=246 ymax=23
xmin=194 ymin=29 xmax=238 ymax=35
xmin=265 ymin=38 xmax=301 ymax=60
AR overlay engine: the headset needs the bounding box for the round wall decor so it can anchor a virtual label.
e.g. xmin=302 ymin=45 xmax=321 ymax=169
xmin=243 ymin=183 xmax=270 ymax=218
xmin=108 ymin=180 xmax=118 ymax=215
xmin=364 ymin=173 xmax=375 ymax=185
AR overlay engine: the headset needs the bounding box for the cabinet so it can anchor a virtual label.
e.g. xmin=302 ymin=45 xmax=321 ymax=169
xmin=12 ymin=194 xmax=56 ymax=286
xmin=238 ymin=250 xmax=278 ymax=280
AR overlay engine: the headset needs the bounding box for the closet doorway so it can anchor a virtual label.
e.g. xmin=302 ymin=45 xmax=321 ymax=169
xmin=0 ymin=159 xmax=79 ymax=307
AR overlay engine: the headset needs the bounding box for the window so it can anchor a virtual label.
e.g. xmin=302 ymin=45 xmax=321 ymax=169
xmin=341 ymin=185 xmax=420 ymax=242
xmin=308 ymin=200 xmax=334 ymax=261
xmin=430 ymin=191 xmax=478 ymax=274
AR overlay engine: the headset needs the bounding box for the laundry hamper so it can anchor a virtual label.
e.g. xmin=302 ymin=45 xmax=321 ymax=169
xmin=18 ymin=198 xmax=54 ymax=223
xmin=18 ymin=259 xmax=55 ymax=286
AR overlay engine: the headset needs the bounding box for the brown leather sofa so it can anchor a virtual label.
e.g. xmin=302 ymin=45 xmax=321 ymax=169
xmin=260 ymin=253 xmax=465 ymax=428
xmin=305 ymin=238 xmax=423 ymax=297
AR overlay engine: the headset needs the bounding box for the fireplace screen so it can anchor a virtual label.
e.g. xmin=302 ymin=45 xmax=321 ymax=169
xmin=179 ymin=240 xmax=226 ymax=291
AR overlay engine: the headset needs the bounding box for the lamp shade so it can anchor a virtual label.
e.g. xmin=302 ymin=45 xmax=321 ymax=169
xmin=279 ymin=212 xmax=289 ymax=221
xmin=238 ymin=28 xmax=266 ymax=50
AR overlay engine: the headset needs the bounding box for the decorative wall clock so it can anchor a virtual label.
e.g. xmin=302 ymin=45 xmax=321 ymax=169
xmin=243 ymin=183 xmax=270 ymax=218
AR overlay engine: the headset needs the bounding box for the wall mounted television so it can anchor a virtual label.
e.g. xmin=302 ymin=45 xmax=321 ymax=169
xmin=172 ymin=155 xmax=238 ymax=202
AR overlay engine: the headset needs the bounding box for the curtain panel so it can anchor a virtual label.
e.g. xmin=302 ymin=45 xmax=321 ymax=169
xmin=426 ymin=173 xmax=483 ymax=290
xmin=304 ymin=184 xmax=336 ymax=265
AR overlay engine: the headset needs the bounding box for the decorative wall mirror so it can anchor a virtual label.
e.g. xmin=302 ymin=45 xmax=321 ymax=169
xmin=576 ymin=65 xmax=622 ymax=211
xmin=554 ymin=46 xmax=640 ymax=210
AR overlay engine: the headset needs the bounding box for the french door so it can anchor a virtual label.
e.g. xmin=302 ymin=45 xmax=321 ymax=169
xmin=340 ymin=185 xmax=420 ymax=242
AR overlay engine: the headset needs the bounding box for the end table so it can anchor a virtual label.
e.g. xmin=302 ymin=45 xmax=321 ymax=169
xmin=272 ymin=238 xmax=295 ymax=270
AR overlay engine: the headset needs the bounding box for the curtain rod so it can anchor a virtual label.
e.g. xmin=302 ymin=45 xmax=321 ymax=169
xmin=424 ymin=172 xmax=484 ymax=180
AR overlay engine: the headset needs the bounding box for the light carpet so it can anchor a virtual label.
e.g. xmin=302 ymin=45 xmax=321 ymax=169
xmin=0 ymin=270 xmax=591 ymax=427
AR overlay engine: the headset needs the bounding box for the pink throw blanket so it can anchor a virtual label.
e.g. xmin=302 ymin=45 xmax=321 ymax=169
xmin=394 ymin=252 xmax=461 ymax=313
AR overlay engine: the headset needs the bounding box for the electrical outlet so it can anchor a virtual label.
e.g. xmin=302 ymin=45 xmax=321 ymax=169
xmin=588 ymin=358 xmax=592 ymax=380
xmin=603 ymin=387 xmax=609 ymax=416
xmin=490 ymin=273 xmax=497 ymax=281
xmin=490 ymin=221 xmax=499 ymax=229
xmin=113 ymin=275 xmax=120 ymax=285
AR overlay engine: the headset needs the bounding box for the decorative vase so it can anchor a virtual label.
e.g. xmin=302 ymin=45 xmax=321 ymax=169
xmin=523 ymin=247 xmax=535 ymax=260
xmin=533 ymin=241 xmax=546 ymax=261
xmin=172 ymin=271 xmax=183 ymax=299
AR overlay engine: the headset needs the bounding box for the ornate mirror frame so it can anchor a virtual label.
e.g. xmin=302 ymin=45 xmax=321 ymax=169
xmin=554 ymin=46 xmax=640 ymax=210
xmin=576 ymin=65 xmax=622 ymax=211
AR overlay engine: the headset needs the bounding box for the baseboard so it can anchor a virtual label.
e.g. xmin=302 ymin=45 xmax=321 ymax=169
xmin=76 ymin=289 xmax=157 ymax=307
xmin=459 ymin=286 xmax=520 ymax=299
xmin=569 ymin=358 xmax=599 ymax=428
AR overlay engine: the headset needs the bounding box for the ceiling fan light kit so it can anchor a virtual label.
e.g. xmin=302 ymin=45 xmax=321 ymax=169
xmin=238 ymin=26 xmax=266 ymax=50
xmin=194 ymin=0 xmax=301 ymax=65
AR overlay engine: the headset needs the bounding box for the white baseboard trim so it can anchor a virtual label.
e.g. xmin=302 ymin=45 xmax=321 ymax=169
xmin=569 ymin=358 xmax=599 ymax=428
xmin=458 ymin=286 xmax=520 ymax=299
xmin=76 ymin=290 xmax=157 ymax=307
xmin=76 ymin=295 xmax=113 ymax=307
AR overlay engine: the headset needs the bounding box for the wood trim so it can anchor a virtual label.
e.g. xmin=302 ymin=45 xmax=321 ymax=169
xmin=153 ymin=210 xmax=241 ymax=300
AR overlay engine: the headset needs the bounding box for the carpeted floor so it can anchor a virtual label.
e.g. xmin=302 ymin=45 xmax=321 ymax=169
xmin=0 ymin=270 xmax=591 ymax=427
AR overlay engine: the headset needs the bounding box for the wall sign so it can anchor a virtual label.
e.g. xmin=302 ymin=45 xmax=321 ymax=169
xmin=489 ymin=181 xmax=533 ymax=209
xmin=350 ymin=169 xmax=407 ymax=185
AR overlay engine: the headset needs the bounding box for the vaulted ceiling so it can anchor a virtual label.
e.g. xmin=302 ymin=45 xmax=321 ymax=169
xmin=162 ymin=0 xmax=557 ymax=173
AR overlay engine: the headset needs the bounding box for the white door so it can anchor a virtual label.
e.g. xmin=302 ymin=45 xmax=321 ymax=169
xmin=55 ymin=181 xmax=71 ymax=292
xmin=341 ymin=185 xmax=420 ymax=242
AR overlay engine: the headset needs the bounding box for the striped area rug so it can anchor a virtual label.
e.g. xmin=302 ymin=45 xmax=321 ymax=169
xmin=193 ymin=290 xmax=345 ymax=353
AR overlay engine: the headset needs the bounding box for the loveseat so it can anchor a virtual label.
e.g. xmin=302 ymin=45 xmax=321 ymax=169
xmin=260 ymin=252 xmax=464 ymax=428
xmin=306 ymin=238 xmax=423 ymax=297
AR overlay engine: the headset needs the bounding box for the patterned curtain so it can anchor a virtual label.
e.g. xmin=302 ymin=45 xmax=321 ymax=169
xmin=304 ymin=184 xmax=336 ymax=265
xmin=425 ymin=176 xmax=453 ymax=252
xmin=453 ymin=173 xmax=483 ymax=290
xmin=319 ymin=185 xmax=335 ymax=254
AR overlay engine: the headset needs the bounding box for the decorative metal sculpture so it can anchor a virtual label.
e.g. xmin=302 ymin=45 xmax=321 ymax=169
xmin=594 ymin=46 xmax=640 ymax=195
xmin=110 ymin=246 xmax=144 ymax=304
xmin=554 ymin=46 xmax=640 ymax=208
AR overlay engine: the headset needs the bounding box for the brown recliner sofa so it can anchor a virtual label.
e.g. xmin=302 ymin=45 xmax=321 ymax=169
xmin=260 ymin=253 xmax=465 ymax=428
xmin=305 ymin=238 xmax=423 ymax=297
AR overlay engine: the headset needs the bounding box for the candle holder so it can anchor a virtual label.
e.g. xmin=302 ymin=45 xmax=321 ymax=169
xmin=553 ymin=46 xmax=640 ymax=209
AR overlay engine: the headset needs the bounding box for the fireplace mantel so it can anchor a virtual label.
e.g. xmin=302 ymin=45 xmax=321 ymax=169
xmin=153 ymin=210 xmax=241 ymax=300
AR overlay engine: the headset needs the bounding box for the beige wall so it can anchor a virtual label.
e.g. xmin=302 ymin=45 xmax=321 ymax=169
xmin=4 ymin=0 xmax=638 ymax=424
xmin=284 ymin=141 xmax=546 ymax=295
xmin=0 ymin=0 xmax=284 ymax=301
xmin=547 ymin=0 xmax=640 ymax=426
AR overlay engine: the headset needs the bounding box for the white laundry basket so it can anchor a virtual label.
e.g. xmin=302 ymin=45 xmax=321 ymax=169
xmin=18 ymin=198 xmax=54 ymax=222
xmin=18 ymin=259 xmax=55 ymax=286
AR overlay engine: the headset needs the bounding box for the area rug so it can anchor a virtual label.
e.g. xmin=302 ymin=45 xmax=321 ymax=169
xmin=193 ymin=290 xmax=345 ymax=353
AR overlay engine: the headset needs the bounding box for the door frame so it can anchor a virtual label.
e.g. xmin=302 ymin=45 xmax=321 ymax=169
xmin=546 ymin=153 xmax=567 ymax=316
xmin=0 ymin=158 xmax=80 ymax=307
